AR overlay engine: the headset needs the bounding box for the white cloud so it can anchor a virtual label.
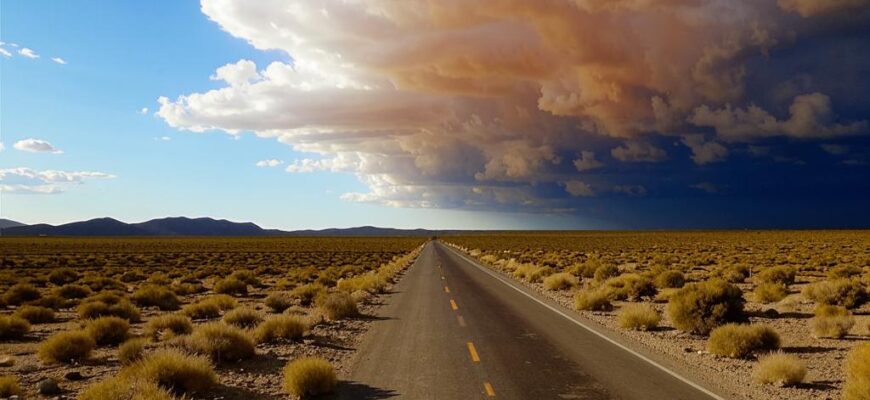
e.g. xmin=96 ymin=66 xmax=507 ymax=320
xmin=154 ymin=136 xmax=172 ymax=141
xmin=51 ymin=57 xmax=67 ymax=65
xmin=573 ymin=151 xmax=604 ymax=171
xmin=210 ymin=59 xmax=261 ymax=87
xmin=0 ymin=167 xmax=115 ymax=194
xmin=0 ymin=142 xmax=4 ymax=152
xmin=140 ymin=107 xmax=149 ymax=115
xmin=563 ymin=180 xmax=596 ymax=197
xmin=18 ymin=48 xmax=38 ymax=58
xmin=256 ymin=159 xmax=283 ymax=168
xmin=612 ymin=185 xmax=648 ymax=197
xmin=0 ymin=48 xmax=10 ymax=57
xmin=611 ymin=142 xmax=667 ymax=163
xmin=13 ymin=138 xmax=63 ymax=154
xmin=681 ymin=134 xmax=729 ymax=165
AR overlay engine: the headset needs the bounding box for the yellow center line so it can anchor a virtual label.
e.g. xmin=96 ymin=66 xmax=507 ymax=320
xmin=444 ymin=286 xmax=450 ymax=293
xmin=450 ymin=299 xmax=458 ymax=310
xmin=467 ymin=342 xmax=481 ymax=362
xmin=457 ymin=315 xmax=466 ymax=327
xmin=484 ymin=382 xmax=496 ymax=397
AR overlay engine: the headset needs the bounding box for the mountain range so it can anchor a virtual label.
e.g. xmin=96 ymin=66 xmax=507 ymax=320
xmin=0 ymin=217 xmax=458 ymax=237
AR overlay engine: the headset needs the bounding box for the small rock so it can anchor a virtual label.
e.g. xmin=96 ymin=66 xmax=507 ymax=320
xmin=762 ymin=308 xmax=779 ymax=318
xmin=0 ymin=356 xmax=13 ymax=367
xmin=683 ymin=347 xmax=693 ymax=353
xmin=64 ymin=371 xmax=85 ymax=381
xmin=37 ymin=378 xmax=61 ymax=395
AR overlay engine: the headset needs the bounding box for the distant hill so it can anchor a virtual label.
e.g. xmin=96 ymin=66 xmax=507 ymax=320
xmin=0 ymin=218 xmax=26 ymax=229
xmin=0 ymin=217 xmax=461 ymax=237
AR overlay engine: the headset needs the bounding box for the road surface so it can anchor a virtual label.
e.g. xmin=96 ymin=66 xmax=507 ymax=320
xmin=335 ymin=241 xmax=726 ymax=400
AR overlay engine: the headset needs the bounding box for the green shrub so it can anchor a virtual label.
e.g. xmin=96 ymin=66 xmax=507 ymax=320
xmin=0 ymin=315 xmax=31 ymax=340
xmin=603 ymin=273 xmax=656 ymax=301
xmin=121 ymin=349 xmax=217 ymax=394
xmin=542 ymin=272 xmax=579 ymax=290
xmin=38 ymin=330 xmax=96 ymax=363
xmin=49 ymin=267 xmax=80 ymax=285
xmin=213 ymin=277 xmax=248 ymax=296
xmin=317 ymin=292 xmax=358 ymax=320
xmin=618 ymin=303 xmax=660 ymax=331
xmin=85 ymin=316 xmax=130 ymax=346
xmin=756 ymin=266 xmax=796 ymax=285
xmin=844 ymin=343 xmax=870 ymax=400
xmin=753 ymin=282 xmax=788 ymax=304
xmin=753 ymin=352 xmax=806 ymax=386
xmin=707 ymin=324 xmax=780 ymax=358
xmin=3 ymin=283 xmax=41 ymax=305
xmin=653 ymin=270 xmax=685 ymax=289
xmin=182 ymin=300 xmax=221 ymax=320
xmin=254 ymin=315 xmax=309 ymax=343
xmin=118 ymin=338 xmax=147 ymax=365
xmin=14 ymin=305 xmax=55 ymax=323
xmin=802 ymin=278 xmax=866 ymax=308
xmin=132 ymin=285 xmax=181 ymax=310
xmin=574 ymin=289 xmax=612 ymax=311
xmin=0 ymin=375 xmax=23 ymax=397
xmin=223 ymin=307 xmax=263 ymax=328
xmin=667 ymin=280 xmax=745 ymax=334
xmin=145 ymin=314 xmax=193 ymax=340
xmin=811 ymin=305 xmax=854 ymax=339
xmin=283 ymin=357 xmax=337 ymax=398
xmin=185 ymin=323 xmax=255 ymax=362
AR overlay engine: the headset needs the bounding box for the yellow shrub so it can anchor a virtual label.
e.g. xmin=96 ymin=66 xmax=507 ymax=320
xmin=708 ymin=324 xmax=780 ymax=358
xmin=145 ymin=314 xmax=193 ymax=340
xmin=0 ymin=315 xmax=31 ymax=340
xmin=618 ymin=304 xmax=660 ymax=331
xmin=254 ymin=315 xmax=309 ymax=343
xmin=317 ymin=292 xmax=358 ymax=320
xmin=753 ymin=282 xmax=788 ymax=303
xmin=283 ymin=357 xmax=337 ymax=398
xmin=14 ymin=305 xmax=56 ymax=323
xmin=844 ymin=343 xmax=870 ymax=400
xmin=811 ymin=305 xmax=854 ymax=339
xmin=0 ymin=375 xmax=23 ymax=397
xmin=85 ymin=316 xmax=130 ymax=346
xmin=185 ymin=322 xmax=255 ymax=362
xmin=79 ymin=376 xmax=171 ymax=400
xmin=542 ymin=272 xmax=578 ymax=291
xmin=132 ymin=285 xmax=181 ymax=310
xmin=574 ymin=289 xmax=612 ymax=311
xmin=223 ymin=307 xmax=264 ymax=328
xmin=118 ymin=338 xmax=147 ymax=365
xmin=38 ymin=330 xmax=96 ymax=363
xmin=753 ymin=352 xmax=806 ymax=386
xmin=120 ymin=349 xmax=217 ymax=394
xmin=667 ymin=280 xmax=745 ymax=334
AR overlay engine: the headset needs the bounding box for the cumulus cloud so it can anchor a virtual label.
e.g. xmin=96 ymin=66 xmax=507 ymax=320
xmin=140 ymin=107 xmax=150 ymax=115
xmin=820 ymin=144 xmax=849 ymax=155
xmin=681 ymin=135 xmax=729 ymax=165
xmin=51 ymin=57 xmax=67 ymax=65
xmin=0 ymin=48 xmax=10 ymax=57
xmin=153 ymin=0 xmax=870 ymax=212
xmin=573 ymin=151 xmax=604 ymax=171
xmin=690 ymin=93 xmax=868 ymax=142
xmin=0 ymin=167 xmax=115 ymax=194
xmin=563 ymin=180 xmax=595 ymax=197
xmin=612 ymin=185 xmax=648 ymax=197
xmin=611 ymin=142 xmax=667 ymax=163
xmin=13 ymin=138 xmax=63 ymax=154
xmin=256 ymin=159 xmax=283 ymax=168
xmin=18 ymin=48 xmax=38 ymax=58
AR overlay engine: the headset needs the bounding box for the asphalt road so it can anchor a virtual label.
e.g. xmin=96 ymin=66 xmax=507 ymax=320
xmin=335 ymin=241 xmax=726 ymax=400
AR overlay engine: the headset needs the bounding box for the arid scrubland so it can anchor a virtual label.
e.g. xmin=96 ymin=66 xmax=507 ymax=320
xmin=0 ymin=237 xmax=423 ymax=399
xmin=447 ymin=231 xmax=869 ymax=400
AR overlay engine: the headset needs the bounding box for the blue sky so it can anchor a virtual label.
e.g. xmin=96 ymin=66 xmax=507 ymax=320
xmin=1 ymin=1 xmax=868 ymax=230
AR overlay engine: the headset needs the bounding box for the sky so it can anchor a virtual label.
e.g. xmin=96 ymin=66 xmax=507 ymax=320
xmin=1 ymin=0 xmax=869 ymax=230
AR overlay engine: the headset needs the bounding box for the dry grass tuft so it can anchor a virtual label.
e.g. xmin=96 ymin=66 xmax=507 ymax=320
xmin=756 ymin=266 xmax=796 ymax=285
xmin=49 ymin=267 xmax=80 ymax=285
xmin=802 ymin=278 xmax=866 ymax=309
xmin=283 ymin=357 xmax=337 ymax=398
xmin=121 ymin=349 xmax=218 ymax=395
xmin=753 ymin=352 xmax=806 ymax=386
xmin=15 ymin=305 xmax=55 ymax=323
xmin=55 ymin=283 xmax=92 ymax=299
xmin=118 ymin=338 xmax=147 ymax=365
xmin=265 ymin=291 xmax=294 ymax=313
xmin=753 ymin=282 xmax=788 ymax=304
xmin=85 ymin=316 xmax=130 ymax=346
xmin=0 ymin=315 xmax=31 ymax=340
xmin=618 ymin=303 xmax=661 ymax=331
xmin=291 ymin=284 xmax=325 ymax=306
xmin=844 ymin=343 xmax=870 ymax=400
xmin=254 ymin=315 xmax=309 ymax=343
xmin=603 ymin=273 xmax=656 ymax=301
xmin=38 ymin=330 xmax=96 ymax=363
xmin=542 ymin=272 xmax=579 ymax=291
xmin=574 ymin=289 xmax=612 ymax=311
xmin=132 ymin=285 xmax=181 ymax=310
xmin=3 ymin=283 xmax=41 ymax=306
xmin=317 ymin=292 xmax=359 ymax=320
xmin=223 ymin=307 xmax=264 ymax=328
xmin=811 ymin=304 xmax=855 ymax=339
xmin=185 ymin=322 xmax=255 ymax=362
xmin=182 ymin=300 xmax=221 ymax=320
xmin=79 ymin=376 xmax=172 ymax=400
xmin=707 ymin=324 xmax=780 ymax=358
xmin=0 ymin=375 xmax=23 ymax=397
xmin=78 ymin=295 xmax=141 ymax=321
xmin=213 ymin=277 xmax=248 ymax=296
xmin=667 ymin=280 xmax=745 ymax=334
xmin=146 ymin=314 xmax=193 ymax=340
xmin=653 ymin=270 xmax=685 ymax=289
